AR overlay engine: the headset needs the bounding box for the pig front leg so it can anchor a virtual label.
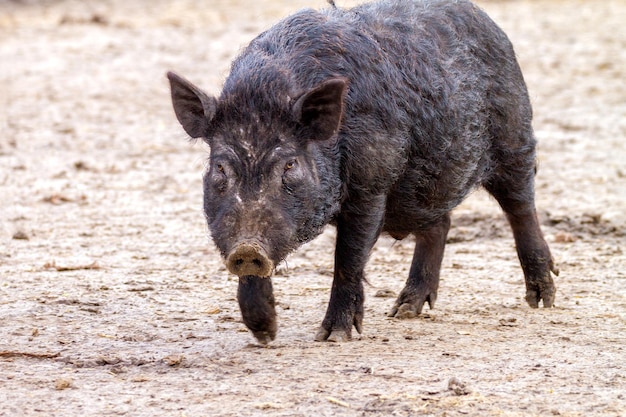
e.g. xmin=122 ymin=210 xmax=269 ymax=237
xmin=315 ymin=197 xmax=385 ymax=342
xmin=237 ymin=276 xmax=277 ymax=345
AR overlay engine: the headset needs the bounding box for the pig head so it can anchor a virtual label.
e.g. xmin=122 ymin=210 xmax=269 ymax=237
xmin=167 ymin=71 xmax=345 ymax=342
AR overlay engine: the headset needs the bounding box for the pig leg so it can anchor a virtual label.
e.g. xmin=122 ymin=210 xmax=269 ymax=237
xmin=484 ymin=168 xmax=558 ymax=308
xmin=315 ymin=198 xmax=385 ymax=342
xmin=505 ymin=208 xmax=557 ymax=307
xmin=388 ymin=214 xmax=451 ymax=318
xmin=237 ymin=275 xmax=277 ymax=345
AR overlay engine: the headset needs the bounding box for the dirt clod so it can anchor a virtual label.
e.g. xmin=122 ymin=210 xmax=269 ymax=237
xmin=12 ymin=230 xmax=29 ymax=240
xmin=448 ymin=377 xmax=472 ymax=396
xmin=54 ymin=379 xmax=73 ymax=391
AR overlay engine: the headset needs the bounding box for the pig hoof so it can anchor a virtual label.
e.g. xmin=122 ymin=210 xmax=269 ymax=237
xmin=389 ymin=303 xmax=419 ymax=319
xmin=542 ymin=291 xmax=556 ymax=308
xmin=314 ymin=327 xmax=350 ymax=342
xmin=252 ymin=330 xmax=275 ymax=345
xmin=525 ymin=290 xmax=540 ymax=308
xmin=314 ymin=327 xmax=330 ymax=342
xmin=327 ymin=330 xmax=350 ymax=342
xmin=316 ymin=299 xmax=363 ymax=342
xmin=525 ymin=287 xmax=555 ymax=308
xmin=388 ymin=291 xmax=435 ymax=318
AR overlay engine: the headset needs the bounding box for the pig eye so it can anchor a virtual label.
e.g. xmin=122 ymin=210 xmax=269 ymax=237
xmin=284 ymin=161 xmax=296 ymax=171
xmin=216 ymin=163 xmax=225 ymax=173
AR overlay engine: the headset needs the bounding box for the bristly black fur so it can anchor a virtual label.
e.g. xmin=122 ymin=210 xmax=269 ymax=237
xmin=167 ymin=0 xmax=556 ymax=343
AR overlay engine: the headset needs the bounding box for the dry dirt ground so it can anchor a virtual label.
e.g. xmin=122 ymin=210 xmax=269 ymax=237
xmin=1 ymin=0 xmax=625 ymax=416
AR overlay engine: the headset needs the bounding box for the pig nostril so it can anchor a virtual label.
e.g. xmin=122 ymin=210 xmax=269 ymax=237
xmin=226 ymin=243 xmax=274 ymax=277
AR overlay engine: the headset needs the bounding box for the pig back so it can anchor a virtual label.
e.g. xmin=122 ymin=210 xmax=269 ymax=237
xmin=227 ymin=0 xmax=527 ymax=204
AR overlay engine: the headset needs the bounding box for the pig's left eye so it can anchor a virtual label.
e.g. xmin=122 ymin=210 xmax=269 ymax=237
xmin=282 ymin=160 xmax=299 ymax=194
xmin=284 ymin=161 xmax=296 ymax=171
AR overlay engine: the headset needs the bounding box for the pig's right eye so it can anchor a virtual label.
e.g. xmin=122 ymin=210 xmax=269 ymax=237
xmin=213 ymin=163 xmax=229 ymax=179
xmin=209 ymin=162 xmax=229 ymax=194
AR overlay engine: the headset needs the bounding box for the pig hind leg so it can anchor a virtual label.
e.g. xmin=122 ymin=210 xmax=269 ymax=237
xmin=483 ymin=143 xmax=558 ymax=308
xmin=388 ymin=214 xmax=451 ymax=318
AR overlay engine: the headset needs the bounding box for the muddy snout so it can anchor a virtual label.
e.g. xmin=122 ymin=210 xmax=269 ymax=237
xmin=226 ymin=243 xmax=274 ymax=277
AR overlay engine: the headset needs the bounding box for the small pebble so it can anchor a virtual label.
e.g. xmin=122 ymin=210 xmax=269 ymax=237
xmin=12 ymin=231 xmax=29 ymax=240
xmin=55 ymin=378 xmax=72 ymax=390
xmin=448 ymin=377 xmax=472 ymax=395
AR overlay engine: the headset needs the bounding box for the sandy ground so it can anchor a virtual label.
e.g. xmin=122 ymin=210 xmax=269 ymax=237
xmin=1 ymin=0 xmax=625 ymax=415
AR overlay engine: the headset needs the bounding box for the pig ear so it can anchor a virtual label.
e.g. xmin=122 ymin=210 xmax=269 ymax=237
xmin=293 ymin=78 xmax=347 ymax=141
xmin=167 ymin=71 xmax=217 ymax=139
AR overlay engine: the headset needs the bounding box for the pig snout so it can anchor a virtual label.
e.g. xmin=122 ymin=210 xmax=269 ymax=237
xmin=226 ymin=242 xmax=274 ymax=277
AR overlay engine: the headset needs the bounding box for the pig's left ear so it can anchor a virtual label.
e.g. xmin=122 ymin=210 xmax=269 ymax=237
xmin=167 ymin=71 xmax=217 ymax=140
xmin=293 ymin=78 xmax=347 ymax=142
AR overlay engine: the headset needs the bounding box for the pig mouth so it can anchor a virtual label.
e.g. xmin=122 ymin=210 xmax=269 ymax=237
xmin=225 ymin=242 xmax=275 ymax=277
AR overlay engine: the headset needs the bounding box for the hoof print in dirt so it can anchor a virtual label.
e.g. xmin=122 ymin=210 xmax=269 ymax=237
xmin=169 ymin=0 xmax=557 ymax=342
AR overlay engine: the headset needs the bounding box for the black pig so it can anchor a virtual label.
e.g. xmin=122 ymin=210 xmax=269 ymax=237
xmin=167 ymin=0 xmax=558 ymax=344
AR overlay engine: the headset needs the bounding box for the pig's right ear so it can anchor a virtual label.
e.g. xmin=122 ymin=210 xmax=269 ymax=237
xmin=167 ymin=71 xmax=217 ymax=140
xmin=293 ymin=78 xmax=347 ymax=142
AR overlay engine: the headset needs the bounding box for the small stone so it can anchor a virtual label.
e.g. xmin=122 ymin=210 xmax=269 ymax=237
xmin=374 ymin=289 xmax=396 ymax=298
xmin=12 ymin=231 xmax=29 ymax=240
xmin=55 ymin=378 xmax=72 ymax=390
xmin=554 ymin=231 xmax=575 ymax=243
xmin=448 ymin=377 xmax=472 ymax=395
xmin=163 ymin=354 xmax=184 ymax=366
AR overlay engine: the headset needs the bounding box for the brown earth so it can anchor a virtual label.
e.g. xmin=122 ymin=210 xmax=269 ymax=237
xmin=1 ymin=0 xmax=625 ymax=416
